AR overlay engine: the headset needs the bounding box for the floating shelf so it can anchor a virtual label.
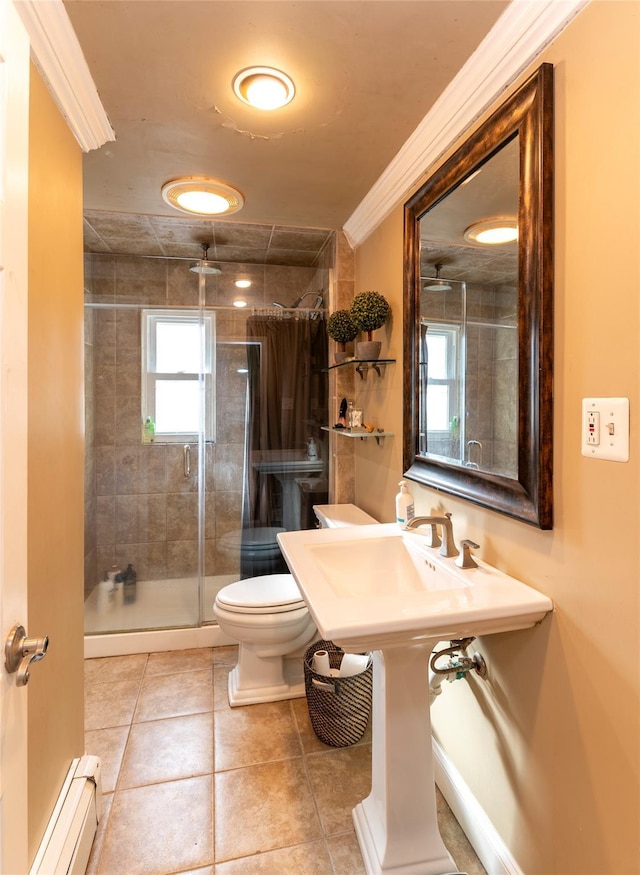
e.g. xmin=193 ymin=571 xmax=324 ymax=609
xmin=322 ymin=426 xmax=393 ymax=446
xmin=324 ymin=358 xmax=395 ymax=380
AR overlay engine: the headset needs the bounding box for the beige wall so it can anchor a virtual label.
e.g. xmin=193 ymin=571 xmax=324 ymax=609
xmin=27 ymin=66 xmax=85 ymax=858
xmin=353 ymin=3 xmax=640 ymax=872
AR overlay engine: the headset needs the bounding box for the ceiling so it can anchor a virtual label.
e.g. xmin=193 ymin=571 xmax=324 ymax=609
xmin=64 ymin=0 xmax=508 ymax=261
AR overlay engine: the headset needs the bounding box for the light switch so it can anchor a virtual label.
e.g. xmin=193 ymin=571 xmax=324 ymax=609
xmin=581 ymin=398 xmax=629 ymax=462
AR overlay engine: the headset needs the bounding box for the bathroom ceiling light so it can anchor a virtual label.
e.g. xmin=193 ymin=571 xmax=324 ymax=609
xmin=464 ymin=218 xmax=518 ymax=245
xmin=235 ymin=279 xmax=252 ymax=289
xmin=233 ymin=299 xmax=248 ymax=308
xmin=232 ymin=66 xmax=295 ymax=110
xmin=161 ymin=177 xmax=244 ymax=217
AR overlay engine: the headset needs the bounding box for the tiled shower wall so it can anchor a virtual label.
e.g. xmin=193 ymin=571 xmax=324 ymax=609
xmin=420 ymin=280 xmax=517 ymax=473
xmin=84 ymin=251 xmax=331 ymax=597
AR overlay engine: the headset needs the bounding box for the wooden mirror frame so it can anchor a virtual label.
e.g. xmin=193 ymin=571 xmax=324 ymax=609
xmin=403 ymin=63 xmax=553 ymax=528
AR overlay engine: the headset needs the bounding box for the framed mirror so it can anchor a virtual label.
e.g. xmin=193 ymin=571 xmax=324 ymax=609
xmin=403 ymin=64 xmax=553 ymax=528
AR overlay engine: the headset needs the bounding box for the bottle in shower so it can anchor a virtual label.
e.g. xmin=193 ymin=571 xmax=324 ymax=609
xmin=142 ymin=416 xmax=155 ymax=444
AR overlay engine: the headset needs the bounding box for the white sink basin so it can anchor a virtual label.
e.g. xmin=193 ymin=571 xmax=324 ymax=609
xmin=277 ymin=522 xmax=553 ymax=874
xmin=278 ymin=523 xmax=552 ymax=650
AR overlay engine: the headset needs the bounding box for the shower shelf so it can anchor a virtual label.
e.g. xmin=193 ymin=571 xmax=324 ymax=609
xmin=321 ymin=426 xmax=393 ymax=447
xmin=323 ymin=358 xmax=395 ymax=380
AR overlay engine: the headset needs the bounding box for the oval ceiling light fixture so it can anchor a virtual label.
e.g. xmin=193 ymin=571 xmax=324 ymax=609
xmin=162 ymin=177 xmax=244 ymax=217
xmin=233 ymin=299 xmax=248 ymax=308
xmin=232 ymin=66 xmax=295 ymax=111
xmin=464 ymin=218 xmax=518 ymax=245
xmin=235 ymin=279 xmax=252 ymax=289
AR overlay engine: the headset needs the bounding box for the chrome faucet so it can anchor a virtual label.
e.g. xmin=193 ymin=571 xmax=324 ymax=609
xmin=404 ymin=512 xmax=459 ymax=558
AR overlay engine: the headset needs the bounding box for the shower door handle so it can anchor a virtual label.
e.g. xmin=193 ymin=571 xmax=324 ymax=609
xmin=183 ymin=444 xmax=191 ymax=478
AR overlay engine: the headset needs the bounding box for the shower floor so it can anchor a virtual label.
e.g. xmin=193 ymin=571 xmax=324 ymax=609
xmin=84 ymin=574 xmax=238 ymax=636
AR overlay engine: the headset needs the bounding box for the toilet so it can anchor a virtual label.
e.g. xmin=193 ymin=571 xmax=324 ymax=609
xmin=213 ymin=573 xmax=317 ymax=706
xmin=213 ymin=504 xmax=379 ymax=707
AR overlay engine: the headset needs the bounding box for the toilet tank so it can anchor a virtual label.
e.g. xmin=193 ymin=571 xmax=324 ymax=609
xmin=312 ymin=503 xmax=378 ymax=528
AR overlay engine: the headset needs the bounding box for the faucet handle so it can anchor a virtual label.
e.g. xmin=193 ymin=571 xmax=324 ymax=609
xmin=455 ymin=539 xmax=479 ymax=569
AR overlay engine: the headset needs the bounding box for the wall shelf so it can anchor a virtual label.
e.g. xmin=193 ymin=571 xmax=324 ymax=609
xmin=322 ymin=426 xmax=393 ymax=446
xmin=324 ymin=358 xmax=395 ymax=380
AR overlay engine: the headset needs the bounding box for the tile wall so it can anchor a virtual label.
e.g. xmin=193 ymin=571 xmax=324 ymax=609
xmin=84 ymin=248 xmax=333 ymax=599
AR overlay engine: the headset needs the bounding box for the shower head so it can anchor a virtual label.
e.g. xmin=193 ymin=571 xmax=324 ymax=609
xmin=423 ymin=264 xmax=452 ymax=292
xmin=189 ymin=243 xmax=222 ymax=275
xmin=272 ymin=292 xmax=324 ymax=309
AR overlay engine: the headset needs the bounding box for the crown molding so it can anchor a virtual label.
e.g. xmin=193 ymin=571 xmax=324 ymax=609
xmin=14 ymin=0 xmax=114 ymax=152
xmin=343 ymin=0 xmax=589 ymax=248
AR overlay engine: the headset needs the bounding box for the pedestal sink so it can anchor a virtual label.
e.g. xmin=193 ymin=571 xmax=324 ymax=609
xmin=278 ymin=523 xmax=553 ymax=875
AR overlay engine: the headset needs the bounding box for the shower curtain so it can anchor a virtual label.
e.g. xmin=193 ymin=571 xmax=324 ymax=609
xmin=245 ymin=314 xmax=327 ymax=531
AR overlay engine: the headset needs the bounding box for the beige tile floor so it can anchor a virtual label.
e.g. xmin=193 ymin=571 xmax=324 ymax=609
xmin=84 ymin=646 xmax=487 ymax=875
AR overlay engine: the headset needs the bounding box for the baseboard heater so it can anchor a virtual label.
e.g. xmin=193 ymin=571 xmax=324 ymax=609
xmin=29 ymin=755 xmax=102 ymax=875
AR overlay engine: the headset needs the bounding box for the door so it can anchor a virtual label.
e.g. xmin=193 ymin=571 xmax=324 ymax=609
xmin=0 ymin=1 xmax=31 ymax=871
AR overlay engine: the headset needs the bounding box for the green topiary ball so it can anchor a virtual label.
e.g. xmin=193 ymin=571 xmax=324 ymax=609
xmin=349 ymin=291 xmax=391 ymax=340
xmin=327 ymin=309 xmax=359 ymax=344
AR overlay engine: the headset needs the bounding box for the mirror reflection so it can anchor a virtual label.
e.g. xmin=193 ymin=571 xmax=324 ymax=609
xmin=418 ymin=137 xmax=519 ymax=477
xmin=404 ymin=63 xmax=553 ymax=529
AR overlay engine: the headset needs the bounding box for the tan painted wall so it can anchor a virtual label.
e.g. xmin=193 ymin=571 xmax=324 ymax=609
xmin=353 ymin=3 xmax=640 ymax=872
xmin=27 ymin=66 xmax=85 ymax=859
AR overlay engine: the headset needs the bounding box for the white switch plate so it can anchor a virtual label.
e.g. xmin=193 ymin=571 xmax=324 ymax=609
xmin=581 ymin=397 xmax=629 ymax=462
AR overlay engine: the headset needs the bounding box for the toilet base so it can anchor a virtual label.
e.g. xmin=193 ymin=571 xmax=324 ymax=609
xmin=228 ymin=656 xmax=307 ymax=706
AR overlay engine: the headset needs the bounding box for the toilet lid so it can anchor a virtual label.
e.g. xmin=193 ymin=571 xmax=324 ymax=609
xmin=220 ymin=527 xmax=286 ymax=553
xmin=216 ymin=573 xmax=305 ymax=613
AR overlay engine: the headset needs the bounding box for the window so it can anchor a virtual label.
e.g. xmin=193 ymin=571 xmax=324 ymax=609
xmin=142 ymin=310 xmax=215 ymax=442
xmin=420 ymin=322 xmax=460 ymax=433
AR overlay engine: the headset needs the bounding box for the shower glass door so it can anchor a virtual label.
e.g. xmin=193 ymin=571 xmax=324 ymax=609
xmin=83 ymin=249 xmax=330 ymax=639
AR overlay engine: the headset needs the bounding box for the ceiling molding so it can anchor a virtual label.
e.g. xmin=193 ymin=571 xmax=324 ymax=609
xmin=14 ymin=0 xmax=115 ymax=152
xmin=343 ymin=0 xmax=589 ymax=248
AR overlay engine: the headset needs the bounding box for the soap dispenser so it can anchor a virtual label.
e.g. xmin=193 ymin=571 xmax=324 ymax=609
xmin=395 ymin=480 xmax=415 ymax=525
xmin=307 ymin=437 xmax=318 ymax=460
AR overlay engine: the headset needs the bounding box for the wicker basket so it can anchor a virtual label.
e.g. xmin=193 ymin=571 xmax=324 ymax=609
xmin=304 ymin=639 xmax=373 ymax=748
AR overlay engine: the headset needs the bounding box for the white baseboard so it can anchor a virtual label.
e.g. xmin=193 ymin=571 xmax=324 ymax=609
xmin=432 ymin=738 xmax=524 ymax=875
xmin=84 ymin=624 xmax=234 ymax=658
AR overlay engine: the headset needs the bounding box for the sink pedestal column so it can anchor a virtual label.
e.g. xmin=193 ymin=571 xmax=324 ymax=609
xmin=352 ymin=642 xmax=460 ymax=875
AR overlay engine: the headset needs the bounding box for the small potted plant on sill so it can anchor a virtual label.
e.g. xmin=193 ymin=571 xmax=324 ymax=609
xmin=327 ymin=309 xmax=359 ymax=363
xmin=349 ymin=290 xmax=390 ymax=360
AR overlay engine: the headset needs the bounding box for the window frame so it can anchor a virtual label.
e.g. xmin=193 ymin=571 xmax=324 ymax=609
xmin=141 ymin=309 xmax=215 ymax=443
xmin=420 ymin=321 xmax=461 ymax=438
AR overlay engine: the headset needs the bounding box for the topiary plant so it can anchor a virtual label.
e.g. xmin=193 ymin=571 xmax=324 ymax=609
xmin=349 ymin=290 xmax=391 ymax=340
xmin=327 ymin=309 xmax=359 ymax=349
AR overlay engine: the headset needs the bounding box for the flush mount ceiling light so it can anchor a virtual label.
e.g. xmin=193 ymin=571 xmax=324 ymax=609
xmin=232 ymin=66 xmax=295 ymax=110
xmin=162 ymin=177 xmax=244 ymax=217
xmin=235 ymin=279 xmax=252 ymax=289
xmin=464 ymin=218 xmax=518 ymax=245
xmin=233 ymin=299 xmax=248 ymax=308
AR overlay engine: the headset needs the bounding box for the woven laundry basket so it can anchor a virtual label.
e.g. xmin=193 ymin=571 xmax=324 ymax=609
xmin=304 ymin=639 xmax=373 ymax=748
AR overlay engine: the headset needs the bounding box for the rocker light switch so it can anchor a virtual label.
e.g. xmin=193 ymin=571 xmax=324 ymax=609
xmin=582 ymin=398 xmax=629 ymax=462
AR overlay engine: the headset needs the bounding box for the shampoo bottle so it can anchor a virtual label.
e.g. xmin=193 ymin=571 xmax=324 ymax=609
xmin=395 ymin=480 xmax=415 ymax=525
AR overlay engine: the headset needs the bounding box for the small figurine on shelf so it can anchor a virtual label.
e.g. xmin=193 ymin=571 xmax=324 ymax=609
xmin=334 ymin=397 xmax=348 ymax=429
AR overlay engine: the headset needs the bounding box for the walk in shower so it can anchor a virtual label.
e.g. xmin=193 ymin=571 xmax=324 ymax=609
xmin=84 ymin=246 xmax=330 ymax=656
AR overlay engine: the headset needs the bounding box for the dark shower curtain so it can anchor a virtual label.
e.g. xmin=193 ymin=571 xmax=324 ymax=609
xmin=245 ymin=314 xmax=328 ymax=531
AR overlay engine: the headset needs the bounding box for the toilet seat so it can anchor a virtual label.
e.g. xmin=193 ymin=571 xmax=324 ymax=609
xmin=215 ymin=573 xmax=305 ymax=615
